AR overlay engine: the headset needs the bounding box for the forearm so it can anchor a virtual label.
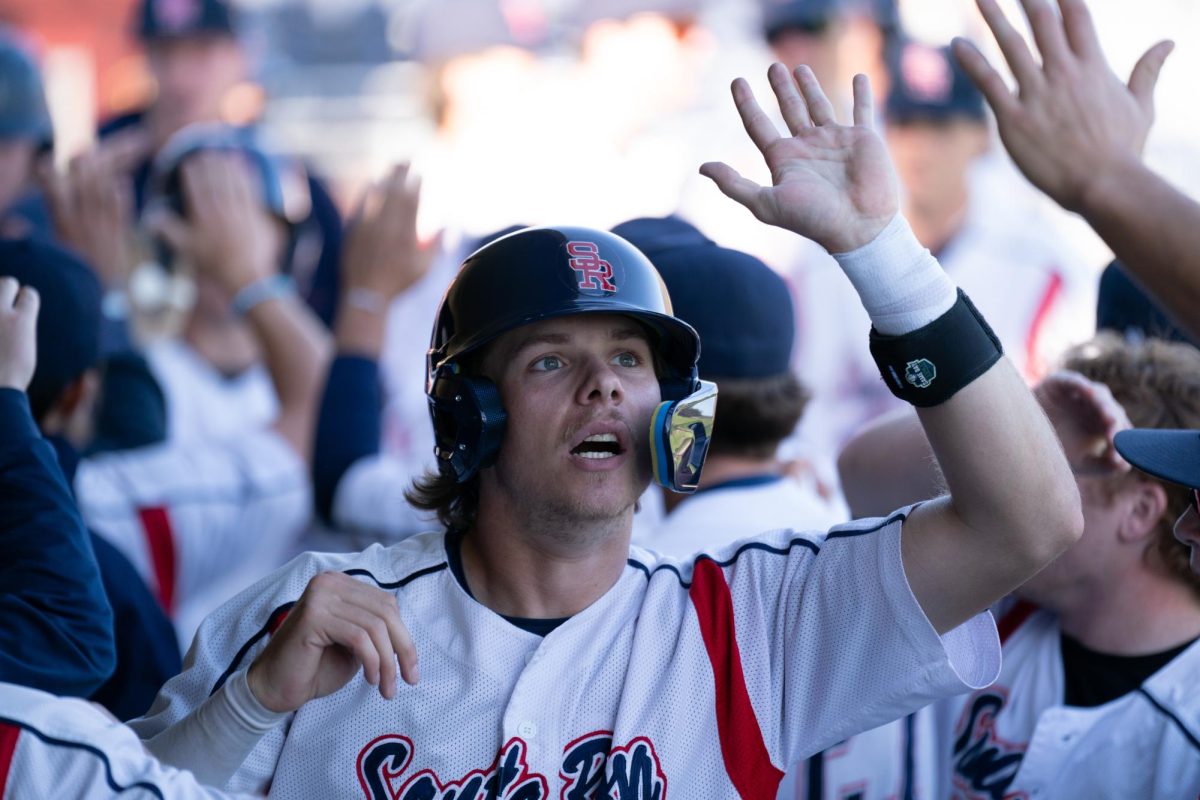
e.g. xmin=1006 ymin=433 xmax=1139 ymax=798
xmin=245 ymin=295 xmax=332 ymax=462
xmin=836 ymin=407 xmax=941 ymax=518
xmin=1077 ymin=157 xmax=1200 ymax=340
xmin=334 ymin=298 xmax=388 ymax=358
xmin=142 ymin=668 xmax=288 ymax=787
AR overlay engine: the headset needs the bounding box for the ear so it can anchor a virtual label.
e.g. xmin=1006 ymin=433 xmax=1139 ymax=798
xmin=1117 ymin=479 xmax=1168 ymax=545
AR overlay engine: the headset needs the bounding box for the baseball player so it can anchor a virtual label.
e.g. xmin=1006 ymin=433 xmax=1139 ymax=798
xmin=130 ymin=66 xmax=1080 ymax=797
xmin=0 ymin=33 xmax=52 ymax=233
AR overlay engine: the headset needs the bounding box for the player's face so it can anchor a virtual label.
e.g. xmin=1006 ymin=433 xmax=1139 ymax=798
xmin=886 ymin=119 xmax=987 ymax=219
xmin=482 ymin=313 xmax=660 ymax=526
xmin=147 ymin=36 xmax=245 ymax=135
xmin=1172 ymin=490 xmax=1200 ymax=575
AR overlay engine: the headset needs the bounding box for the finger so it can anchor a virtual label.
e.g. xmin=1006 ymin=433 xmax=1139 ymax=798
xmin=952 ymin=38 xmax=1019 ymax=117
xmin=144 ymin=208 xmax=192 ymax=255
xmin=100 ymin=127 xmax=153 ymax=175
xmin=348 ymin=586 xmax=418 ymax=687
xmin=793 ymin=65 xmax=837 ymax=126
xmin=975 ymin=0 xmax=1044 ymax=92
xmin=0 ymin=276 xmax=18 ymax=308
xmin=699 ymin=162 xmax=770 ymax=221
xmin=333 ymin=604 xmax=399 ymax=699
xmin=767 ymin=62 xmax=811 ymax=135
xmin=1056 ymin=0 xmax=1101 ymax=59
xmin=1128 ymin=40 xmax=1174 ymax=115
xmin=385 ymin=609 xmax=419 ymax=686
xmin=1018 ymin=0 xmax=1071 ymax=73
xmin=851 ymin=73 xmax=874 ymax=128
xmin=730 ymin=78 xmax=781 ymax=154
xmin=14 ymin=285 xmax=39 ymax=322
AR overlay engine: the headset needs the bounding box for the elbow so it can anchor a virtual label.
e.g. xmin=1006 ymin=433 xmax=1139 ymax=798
xmin=1018 ymin=478 xmax=1085 ymax=569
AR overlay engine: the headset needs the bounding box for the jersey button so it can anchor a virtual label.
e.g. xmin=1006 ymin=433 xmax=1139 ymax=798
xmin=517 ymin=721 xmax=538 ymax=739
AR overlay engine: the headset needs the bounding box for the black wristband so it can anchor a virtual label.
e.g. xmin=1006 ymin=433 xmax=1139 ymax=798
xmin=869 ymin=289 xmax=1002 ymax=408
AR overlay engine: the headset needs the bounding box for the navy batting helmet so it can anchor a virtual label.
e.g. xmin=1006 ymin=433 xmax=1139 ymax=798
xmin=427 ymin=226 xmax=712 ymax=489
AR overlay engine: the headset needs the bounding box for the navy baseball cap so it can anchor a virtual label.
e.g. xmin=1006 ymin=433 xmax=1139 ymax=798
xmin=612 ymin=216 xmax=795 ymax=380
xmin=1096 ymin=259 xmax=1197 ymax=346
xmin=762 ymin=0 xmax=844 ymax=40
xmin=137 ymin=0 xmax=237 ymax=41
xmin=0 ymin=33 xmax=52 ymax=148
xmin=886 ymin=41 xmax=985 ymax=124
xmin=1115 ymin=429 xmax=1200 ymax=491
xmin=0 ymin=238 xmax=101 ymax=418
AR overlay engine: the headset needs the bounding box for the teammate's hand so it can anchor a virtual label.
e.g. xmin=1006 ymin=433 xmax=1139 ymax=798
xmin=700 ymin=63 xmax=899 ymax=254
xmin=1034 ymin=369 xmax=1132 ymax=475
xmin=246 ymin=571 xmax=419 ymax=714
xmin=39 ymin=131 xmax=146 ymax=290
xmin=342 ymin=163 xmax=439 ymax=302
xmin=0 ymin=278 xmax=39 ymax=392
xmin=952 ymin=0 xmax=1173 ymax=212
xmin=146 ymin=151 xmax=283 ymax=296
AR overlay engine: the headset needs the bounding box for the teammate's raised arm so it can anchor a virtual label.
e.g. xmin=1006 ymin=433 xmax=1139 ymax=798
xmin=703 ymin=64 xmax=1083 ymax=633
xmin=952 ymin=0 xmax=1200 ymax=340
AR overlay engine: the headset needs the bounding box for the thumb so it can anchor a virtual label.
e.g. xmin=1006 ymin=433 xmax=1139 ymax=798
xmin=1128 ymin=40 xmax=1174 ymax=115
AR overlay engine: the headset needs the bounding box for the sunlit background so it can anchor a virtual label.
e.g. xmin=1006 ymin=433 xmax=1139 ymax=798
xmin=5 ymin=0 xmax=1195 ymax=247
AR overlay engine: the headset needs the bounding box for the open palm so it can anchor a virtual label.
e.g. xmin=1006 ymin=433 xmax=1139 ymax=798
xmin=702 ymin=64 xmax=899 ymax=254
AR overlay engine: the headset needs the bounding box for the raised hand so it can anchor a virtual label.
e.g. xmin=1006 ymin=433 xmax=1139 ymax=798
xmin=342 ymin=163 xmax=438 ymax=303
xmin=146 ymin=151 xmax=283 ymax=296
xmin=246 ymin=571 xmax=419 ymax=713
xmin=952 ymin=0 xmax=1173 ymax=212
xmin=701 ymin=63 xmax=899 ymax=254
xmin=0 ymin=277 xmax=39 ymax=392
xmin=1034 ymin=369 xmax=1132 ymax=475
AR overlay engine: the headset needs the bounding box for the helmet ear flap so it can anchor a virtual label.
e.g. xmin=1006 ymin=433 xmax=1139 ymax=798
xmin=429 ymin=371 xmax=508 ymax=483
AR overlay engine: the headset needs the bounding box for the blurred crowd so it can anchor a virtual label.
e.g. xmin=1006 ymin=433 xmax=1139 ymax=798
xmin=1 ymin=0 xmax=1200 ymax=797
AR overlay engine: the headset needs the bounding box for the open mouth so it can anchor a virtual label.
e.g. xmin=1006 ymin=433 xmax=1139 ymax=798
xmin=570 ymin=433 xmax=624 ymax=460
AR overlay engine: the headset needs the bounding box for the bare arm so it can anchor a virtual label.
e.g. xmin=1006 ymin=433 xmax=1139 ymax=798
xmin=953 ymin=0 xmax=1199 ymax=338
xmin=154 ymin=153 xmax=331 ymax=461
xmin=703 ymin=63 xmax=1082 ymax=633
xmin=837 ymin=407 xmax=938 ymax=519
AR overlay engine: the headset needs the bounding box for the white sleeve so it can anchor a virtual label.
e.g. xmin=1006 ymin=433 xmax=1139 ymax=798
xmin=0 ymin=684 xmax=256 ymax=799
xmin=332 ymin=453 xmax=437 ymax=543
xmin=74 ymin=429 xmax=311 ymax=619
xmin=719 ymin=510 xmax=1000 ymax=766
xmin=128 ymin=552 xmax=331 ymax=794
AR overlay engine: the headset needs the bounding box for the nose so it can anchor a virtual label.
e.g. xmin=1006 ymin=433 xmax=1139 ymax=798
xmin=1175 ymin=505 xmax=1200 ymax=546
xmin=576 ymin=354 xmax=623 ymax=407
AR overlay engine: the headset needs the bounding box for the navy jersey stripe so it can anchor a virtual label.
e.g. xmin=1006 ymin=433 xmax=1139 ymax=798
xmin=0 ymin=717 xmax=167 ymax=798
xmin=209 ymin=563 xmax=448 ymax=696
xmin=629 ymin=510 xmax=907 ymax=588
xmin=1137 ymin=688 xmax=1200 ymax=752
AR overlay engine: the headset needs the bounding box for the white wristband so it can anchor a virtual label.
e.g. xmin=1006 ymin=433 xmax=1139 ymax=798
xmin=832 ymin=214 xmax=957 ymax=336
xmin=231 ymin=275 xmax=296 ymax=317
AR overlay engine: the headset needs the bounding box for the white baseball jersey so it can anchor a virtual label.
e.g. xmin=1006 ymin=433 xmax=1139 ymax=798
xmin=944 ymin=603 xmax=1200 ymax=800
xmin=145 ymin=339 xmax=278 ymax=445
xmin=75 ymin=428 xmax=311 ymax=650
xmin=0 ymin=682 xmax=252 ymax=799
xmin=133 ymin=511 xmax=999 ymax=798
xmin=634 ymin=479 xmax=934 ymax=800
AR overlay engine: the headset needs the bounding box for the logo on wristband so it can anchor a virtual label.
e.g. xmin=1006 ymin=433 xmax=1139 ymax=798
xmin=905 ymin=358 xmax=937 ymax=389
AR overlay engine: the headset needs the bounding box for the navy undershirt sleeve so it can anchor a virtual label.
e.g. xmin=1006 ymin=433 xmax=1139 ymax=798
xmin=0 ymin=388 xmax=116 ymax=696
xmin=312 ymin=354 xmax=383 ymax=524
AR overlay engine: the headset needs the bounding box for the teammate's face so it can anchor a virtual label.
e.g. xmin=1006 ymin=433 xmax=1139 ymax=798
xmin=886 ymin=119 xmax=987 ymax=220
xmin=1173 ymin=492 xmax=1200 ymax=575
xmin=146 ymin=36 xmax=245 ymax=136
xmin=482 ymin=314 xmax=660 ymax=527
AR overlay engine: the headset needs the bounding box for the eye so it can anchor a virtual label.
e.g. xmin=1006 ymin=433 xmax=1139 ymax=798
xmin=613 ymin=352 xmax=641 ymax=368
xmin=531 ymin=355 xmax=563 ymax=372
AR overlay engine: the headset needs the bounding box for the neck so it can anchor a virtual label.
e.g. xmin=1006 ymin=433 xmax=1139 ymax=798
xmin=904 ymin=192 xmax=968 ymax=255
xmin=1055 ymin=569 xmax=1200 ymax=655
xmin=661 ymin=454 xmax=779 ymax=515
xmin=184 ymin=314 xmax=260 ymax=377
xmin=462 ymin=492 xmax=633 ymax=619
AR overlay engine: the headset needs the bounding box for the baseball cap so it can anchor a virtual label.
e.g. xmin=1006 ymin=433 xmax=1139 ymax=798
xmin=1115 ymin=429 xmax=1200 ymax=491
xmin=612 ymin=216 xmax=795 ymax=380
xmin=1096 ymin=259 xmax=1197 ymax=346
xmin=137 ymin=0 xmax=237 ymax=41
xmin=0 ymin=33 xmax=52 ymax=148
xmin=885 ymin=41 xmax=985 ymax=124
xmin=762 ymin=0 xmax=844 ymax=40
xmin=0 ymin=238 xmax=101 ymax=418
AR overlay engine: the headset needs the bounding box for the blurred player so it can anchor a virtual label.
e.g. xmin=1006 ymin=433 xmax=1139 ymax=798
xmin=128 ymin=66 xmax=1080 ymax=796
xmin=0 ymin=33 xmax=52 ymax=232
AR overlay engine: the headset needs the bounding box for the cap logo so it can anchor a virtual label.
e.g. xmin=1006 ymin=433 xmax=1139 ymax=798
xmin=567 ymin=241 xmax=617 ymax=294
xmin=155 ymin=0 xmax=202 ymax=32
xmin=901 ymin=44 xmax=952 ymax=103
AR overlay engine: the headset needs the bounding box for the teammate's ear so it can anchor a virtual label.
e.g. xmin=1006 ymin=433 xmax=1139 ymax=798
xmin=1117 ymin=479 xmax=1168 ymax=546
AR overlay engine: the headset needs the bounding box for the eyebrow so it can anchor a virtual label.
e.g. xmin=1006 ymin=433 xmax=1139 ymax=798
xmin=508 ymin=325 xmax=649 ymax=358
